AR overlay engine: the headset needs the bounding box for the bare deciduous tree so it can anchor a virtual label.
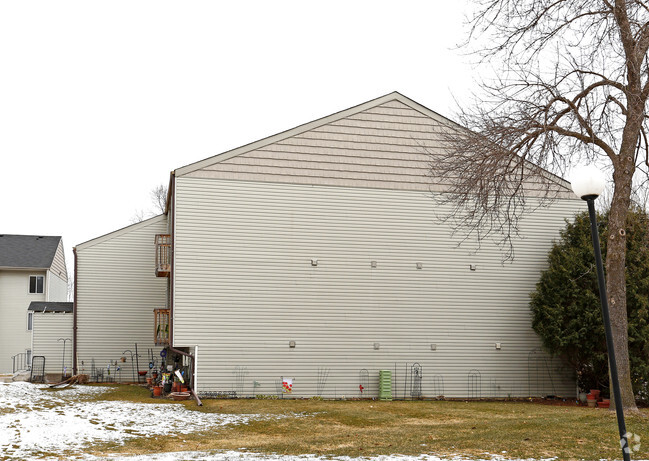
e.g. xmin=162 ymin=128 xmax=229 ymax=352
xmin=130 ymin=209 xmax=147 ymax=224
xmin=437 ymin=0 xmax=649 ymax=412
xmin=151 ymin=184 xmax=168 ymax=214
xmin=67 ymin=271 xmax=74 ymax=302
xmin=130 ymin=184 xmax=168 ymax=223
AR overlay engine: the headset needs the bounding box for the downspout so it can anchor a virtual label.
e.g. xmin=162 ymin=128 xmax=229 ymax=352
xmin=72 ymin=247 xmax=78 ymax=375
xmin=165 ymin=172 xmax=202 ymax=406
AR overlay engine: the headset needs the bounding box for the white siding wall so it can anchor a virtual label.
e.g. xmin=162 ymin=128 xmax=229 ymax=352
xmin=32 ymin=312 xmax=73 ymax=375
xmin=0 ymin=270 xmax=45 ymax=373
xmin=47 ymin=272 xmax=68 ymax=302
xmin=173 ymin=178 xmax=582 ymax=399
xmin=76 ymin=216 xmax=168 ymax=382
xmin=48 ymin=240 xmax=69 ymax=302
xmin=50 ymin=240 xmax=68 ymax=283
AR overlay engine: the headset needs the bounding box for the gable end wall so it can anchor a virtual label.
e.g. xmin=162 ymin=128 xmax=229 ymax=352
xmin=182 ymin=100 xmax=571 ymax=197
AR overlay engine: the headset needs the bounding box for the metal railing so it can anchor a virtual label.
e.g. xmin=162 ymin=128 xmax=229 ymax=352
xmin=12 ymin=352 xmax=31 ymax=373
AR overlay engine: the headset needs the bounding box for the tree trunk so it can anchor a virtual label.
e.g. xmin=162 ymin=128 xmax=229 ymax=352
xmin=606 ymin=161 xmax=638 ymax=412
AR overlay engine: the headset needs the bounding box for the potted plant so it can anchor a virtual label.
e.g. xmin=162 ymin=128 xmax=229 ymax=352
xmin=586 ymin=393 xmax=597 ymax=408
xmin=598 ymin=398 xmax=611 ymax=409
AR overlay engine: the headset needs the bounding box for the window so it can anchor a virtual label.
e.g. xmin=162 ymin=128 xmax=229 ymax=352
xmin=29 ymin=275 xmax=43 ymax=294
xmin=27 ymin=312 xmax=33 ymax=331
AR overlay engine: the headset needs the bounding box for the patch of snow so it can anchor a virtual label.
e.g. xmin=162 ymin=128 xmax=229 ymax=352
xmin=2 ymin=383 xmax=643 ymax=461
xmin=0 ymin=382 xmax=268 ymax=460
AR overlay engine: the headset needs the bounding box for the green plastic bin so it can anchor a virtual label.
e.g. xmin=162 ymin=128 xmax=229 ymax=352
xmin=379 ymin=370 xmax=392 ymax=401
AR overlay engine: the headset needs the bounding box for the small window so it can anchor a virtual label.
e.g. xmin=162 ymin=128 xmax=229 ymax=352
xmin=27 ymin=312 xmax=33 ymax=331
xmin=29 ymin=275 xmax=44 ymax=294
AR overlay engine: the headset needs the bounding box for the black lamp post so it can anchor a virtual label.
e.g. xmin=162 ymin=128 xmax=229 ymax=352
xmin=570 ymin=165 xmax=630 ymax=461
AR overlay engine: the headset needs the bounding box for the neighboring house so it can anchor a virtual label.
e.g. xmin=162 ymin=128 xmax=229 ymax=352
xmin=75 ymin=92 xmax=583 ymax=398
xmin=28 ymin=302 xmax=74 ymax=379
xmin=0 ymin=235 xmax=68 ymax=374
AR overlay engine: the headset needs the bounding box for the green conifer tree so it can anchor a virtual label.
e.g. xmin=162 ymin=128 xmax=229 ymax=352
xmin=530 ymin=209 xmax=649 ymax=402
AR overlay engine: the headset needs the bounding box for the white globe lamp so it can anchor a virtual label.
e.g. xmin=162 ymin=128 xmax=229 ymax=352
xmin=570 ymin=165 xmax=606 ymax=200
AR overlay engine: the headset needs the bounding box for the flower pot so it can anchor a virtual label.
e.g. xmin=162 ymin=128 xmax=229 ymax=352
xmin=172 ymin=382 xmax=181 ymax=393
xmin=170 ymin=392 xmax=191 ymax=401
xmin=153 ymin=386 xmax=162 ymax=397
xmin=587 ymin=399 xmax=597 ymax=408
xmin=590 ymin=389 xmax=601 ymax=400
xmin=146 ymin=377 xmax=153 ymax=386
xmin=598 ymin=400 xmax=610 ymax=409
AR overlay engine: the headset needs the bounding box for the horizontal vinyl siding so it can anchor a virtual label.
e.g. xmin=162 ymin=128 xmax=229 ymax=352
xmin=184 ymin=101 xmax=571 ymax=198
xmin=174 ymin=178 xmax=581 ymax=399
xmin=0 ymin=270 xmax=44 ymax=373
xmin=50 ymin=240 xmax=68 ymax=282
xmin=76 ymin=216 xmax=167 ymax=382
xmin=32 ymin=313 xmax=73 ymax=374
xmin=48 ymin=272 xmax=68 ymax=302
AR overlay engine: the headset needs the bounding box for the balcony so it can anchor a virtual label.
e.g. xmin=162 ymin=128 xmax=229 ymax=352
xmin=155 ymin=234 xmax=171 ymax=277
xmin=154 ymin=308 xmax=170 ymax=345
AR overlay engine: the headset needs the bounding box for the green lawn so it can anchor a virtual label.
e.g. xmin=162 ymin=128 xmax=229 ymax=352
xmin=92 ymin=385 xmax=649 ymax=460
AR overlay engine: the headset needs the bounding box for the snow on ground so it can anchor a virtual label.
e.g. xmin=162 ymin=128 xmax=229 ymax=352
xmin=0 ymin=382 xmax=273 ymax=460
xmin=1 ymin=382 xmax=628 ymax=461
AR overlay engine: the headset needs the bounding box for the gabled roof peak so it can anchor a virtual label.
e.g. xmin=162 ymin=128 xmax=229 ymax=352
xmin=0 ymin=234 xmax=62 ymax=269
xmin=174 ymin=91 xmax=455 ymax=177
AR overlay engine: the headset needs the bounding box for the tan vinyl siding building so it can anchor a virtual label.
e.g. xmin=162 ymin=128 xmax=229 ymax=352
xmin=74 ymin=92 xmax=582 ymax=398
xmin=167 ymin=92 xmax=583 ymax=398
xmin=75 ymin=216 xmax=168 ymax=381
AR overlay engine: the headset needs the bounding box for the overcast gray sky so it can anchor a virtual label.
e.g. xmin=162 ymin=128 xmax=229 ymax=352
xmin=1 ymin=1 xmax=476 ymax=274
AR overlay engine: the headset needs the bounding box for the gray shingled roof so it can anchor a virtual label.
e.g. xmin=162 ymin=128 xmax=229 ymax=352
xmin=28 ymin=302 xmax=73 ymax=313
xmin=0 ymin=234 xmax=61 ymax=268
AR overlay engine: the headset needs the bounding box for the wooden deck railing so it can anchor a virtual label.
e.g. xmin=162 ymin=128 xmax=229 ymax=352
xmin=154 ymin=308 xmax=170 ymax=345
xmin=155 ymin=234 xmax=171 ymax=277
